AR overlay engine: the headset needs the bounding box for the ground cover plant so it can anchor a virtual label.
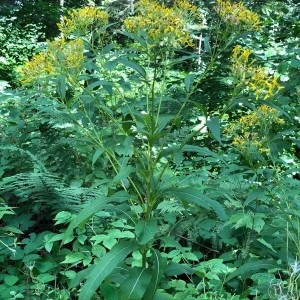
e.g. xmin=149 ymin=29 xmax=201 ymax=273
xmin=0 ymin=0 xmax=299 ymax=299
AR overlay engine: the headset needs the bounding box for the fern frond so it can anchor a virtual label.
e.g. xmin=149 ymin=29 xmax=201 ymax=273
xmin=0 ymin=172 xmax=105 ymax=213
xmin=0 ymin=145 xmax=47 ymax=173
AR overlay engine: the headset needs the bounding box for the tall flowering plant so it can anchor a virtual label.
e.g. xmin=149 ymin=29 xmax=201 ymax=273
xmin=17 ymin=1 xmax=275 ymax=299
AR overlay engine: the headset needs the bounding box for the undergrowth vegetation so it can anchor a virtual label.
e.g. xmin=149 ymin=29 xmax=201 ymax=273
xmin=0 ymin=0 xmax=299 ymax=299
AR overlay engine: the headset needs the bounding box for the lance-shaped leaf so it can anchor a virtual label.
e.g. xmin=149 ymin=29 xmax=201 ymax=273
xmin=113 ymin=166 xmax=135 ymax=184
xmin=119 ymin=267 xmax=152 ymax=300
xmin=56 ymin=75 xmax=66 ymax=100
xmin=78 ymin=240 xmax=139 ymax=300
xmin=184 ymin=73 xmax=196 ymax=92
xmin=207 ymin=116 xmax=222 ymax=144
xmin=224 ymin=260 xmax=278 ymax=283
xmin=168 ymin=188 xmax=227 ymax=221
xmin=143 ymin=249 xmax=168 ymax=300
xmin=62 ymin=191 xmax=130 ymax=245
xmin=181 ymin=145 xmax=221 ymax=159
xmin=118 ymin=58 xmax=146 ymax=78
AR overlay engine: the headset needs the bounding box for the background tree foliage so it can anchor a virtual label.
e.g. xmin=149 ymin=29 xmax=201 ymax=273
xmin=0 ymin=0 xmax=299 ymax=299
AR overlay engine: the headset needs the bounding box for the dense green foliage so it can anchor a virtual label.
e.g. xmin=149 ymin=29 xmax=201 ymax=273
xmin=0 ymin=0 xmax=299 ymax=299
xmin=0 ymin=0 xmax=88 ymax=87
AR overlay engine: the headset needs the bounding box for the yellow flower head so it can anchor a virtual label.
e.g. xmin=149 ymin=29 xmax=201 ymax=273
xmin=58 ymin=6 xmax=109 ymax=37
xmin=227 ymin=104 xmax=284 ymax=155
xmin=124 ymin=0 xmax=194 ymax=49
xmin=231 ymin=45 xmax=283 ymax=99
xmin=19 ymin=38 xmax=85 ymax=85
xmin=215 ymin=0 xmax=261 ymax=31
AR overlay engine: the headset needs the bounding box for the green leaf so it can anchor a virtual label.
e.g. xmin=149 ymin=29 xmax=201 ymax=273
xmin=157 ymin=145 xmax=180 ymax=160
xmin=203 ymin=36 xmax=211 ymax=54
xmin=156 ymin=115 xmax=173 ymax=132
xmin=23 ymin=232 xmax=47 ymax=254
xmin=54 ymin=211 xmax=73 ymax=225
xmin=1 ymin=226 xmax=22 ymax=234
xmin=165 ymin=262 xmax=194 ymax=276
xmin=56 ymin=75 xmax=66 ymax=100
xmin=92 ymin=148 xmax=105 ymax=166
xmin=113 ymin=166 xmax=135 ymax=184
xmin=253 ymin=214 xmax=265 ymax=233
xmin=0 ymin=206 xmax=15 ymax=219
xmin=244 ymin=187 xmax=265 ymax=206
xmin=207 ymin=116 xmax=222 ymax=144
xmin=85 ymin=80 xmax=113 ymax=93
xmin=184 ymin=74 xmax=196 ymax=92
xmin=61 ymin=252 xmax=86 ymax=264
xmin=105 ymin=58 xmax=118 ymax=71
xmin=119 ymin=30 xmax=149 ymax=47
xmin=70 ymin=267 xmax=93 ymax=289
xmin=78 ymin=241 xmax=139 ymax=300
xmin=229 ymin=98 xmax=256 ymax=111
xmin=224 ymin=260 xmax=277 ymax=283
xmin=118 ymin=58 xmax=146 ymax=78
xmin=277 ymin=61 xmax=289 ymax=74
xmin=257 ymin=238 xmax=277 ymax=253
xmin=154 ymin=291 xmax=174 ymax=300
xmin=119 ymin=267 xmax=152 ymax=300
xmin=135 ymin=219 xmax=158 ymax=245
xmin=169 ymin=188 xmax=227 ymax=221
xmin=35 ymin=274 xmax=56 ymax=283
xmin=36 ymin=261 xmax=54 ymax=273
xmin=291 ymin=58 xmax=300 ymax=68
xmin=61 ymin=270 xmax=77 ymax=280
xmin=45 ymin=233 xmax=64 ymax=252
xmin=62 ymin=192 xmax=129 ymax=245
xmin=169 ymin=53 xmax=198 ymax=66
xmin=265 ymin=49 xmax=277 ymax=58
xmin=228 ymin=212 xmax=265 ymax=233
xmin=101 ymin=283 xmax=119 ymax=300
xmin=4 ymin=275 xmax=18 ymax=286
xmin=109 ymin=229 xmax=135 ymax=239
xmin=143 ymin=249 xmax=168 ymax=300
xmin=228 ymin=212 xmax=252 ymax=230
xmin=181 ymin=145 xmax=220 ymax=159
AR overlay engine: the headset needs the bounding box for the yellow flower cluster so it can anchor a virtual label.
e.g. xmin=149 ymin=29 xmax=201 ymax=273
xmin=124 ymin=0 xmax=197 ymax=49
xmin=228 ymin=105 xmax=284 ymax=155
xmin=231 ymin=45 xmax=253 ymax=81
xmin=174 ymin=0 xmax=202 ymax=23
xmin=48 ymin=39 xmax=85 ymax=72
xmin=19 ymin=52 xmax=54 ymax=84
xmin=20 ymin=38 xmax=85 ymax=85
xmin=215 ymin=0 xmax=261 ymax=31
xmin=231 ymin=45 xmax=283 ymax=100
xmin=58 ymin=6 xmax=109 ymax=37
xmin=248 ymin=66 xmax=283 ymax=100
